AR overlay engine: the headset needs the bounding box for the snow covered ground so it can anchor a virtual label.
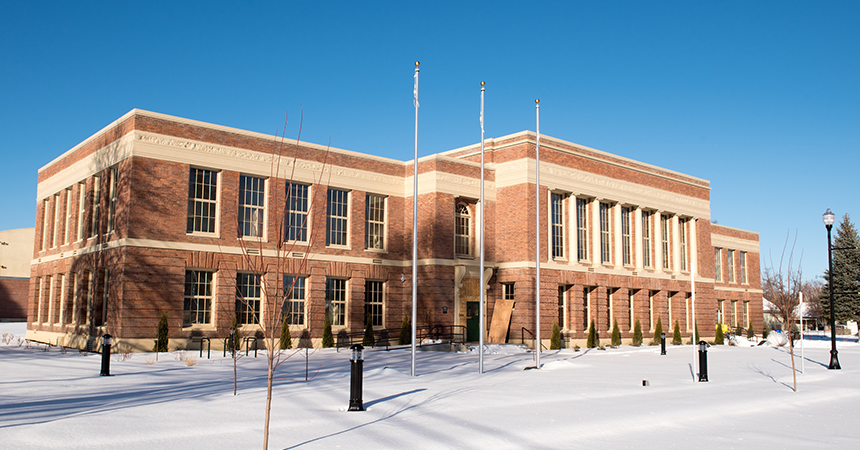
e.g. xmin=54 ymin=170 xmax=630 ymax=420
xmin=2 ymin=322 xmax=858 ymax=449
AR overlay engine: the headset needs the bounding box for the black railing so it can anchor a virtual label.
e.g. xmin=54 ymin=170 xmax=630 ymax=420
xmin=193 ymin=337 xmax=211 ymax=359
xmin=521 ymin=327 xmax=548 ymax=351
xmin=244 ymin=337 xmax=258 ymax=357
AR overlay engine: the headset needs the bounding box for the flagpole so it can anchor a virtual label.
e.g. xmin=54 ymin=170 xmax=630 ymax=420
xmin=691 ymin=240 xmax=697 ymax=382
xmin=412 ymin=61 xmax=419 ymax=377
xmin=535 ymin=99 xmax=541 ymax=369
xmin=800 ymin=291 xmax=804 ymax=373
xmin=479 ymin=81 xmax=486 ymax=374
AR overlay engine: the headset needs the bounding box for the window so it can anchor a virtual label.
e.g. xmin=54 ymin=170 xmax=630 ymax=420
xmin=739 ymin=251 xmax=747 ymax=284
xmin=576 ymin=198 xmax=589 ymax=261
xmin=717 ymin=300 xmax=725 ymax=324
xmin=186 ymin=168 xmax=218 ymax=234
xmin=628 ymin=289 xmax=637 ymax=331
xmin=70 ymin=272 xmax=79 ymax=325
xmin=326 ymin=188 xmax=349 ymax=246
xmin=40 ymin=198 xmax=49 ymax=250
xmin=743 ymin=301 xmax=750 ymax=327
xmin=557 ymin=285 xmax=567 ymax=330
xmin=642 ymin=211 xmax=652 ymax=267
xmin=668 ymin=291 xmax=675 ymax=326
xmin=57 ymin=274 xmax=67 ymax=325
xmin=621 ymin=207 xmax=632 ymax=265
xmin=83 ymin=271 xmax=93 ymax=326
xmin=600 ymin=202 xmax=611 ymax=264
xmin=53 ymin=193 xmax=61 ymax=248
xmin=325 ymin=278 xmax=347 ymax=326
xmin=91 ymin=176 xmax=101 ymax=238
xmin=365 ymin=280 xmax=384 ymax=327
xmin=33 ymin=277 xmax=41 ymax=323
xmin=714 ymin=248 xmax=722 ymax=282
xmin=455 ymin=203 xmax=471 ymax=256
xmin=184 ymin=270 xmax=214 ymax=326
xmin=286 ymin=182 xmax=309 ymax=241
xmin=661 ymin=214 xmax=670 ymax=270
xmin=284 ymin=275 xmax=306 ymax=326
xmin=77 ymin=182 xmax=86 ymax=241
xmin=685 ymin=293 xmax=692 ymax=332
xmin=731 ymin=300 xmax=738 ymax=327
xmin=107 ymin=166 xmax=118 ymax=233
xmin=551 ymin=193 xmax=565 ymax=259
xmin=64 ymin=188 xmax=73 ymax=245
xmin=606 ymin=288 xmax=615 ymax=330
xmin=93 ymin=269 xmax=108 ymax=327
xmin=727 ymin=250 xmax=735 ymax=283
xmin=679 ymin=218 xmax=687 ymax=271
xmin=365 ymin=194 xmax=386 ymax=250
xmin=238 ymin=175 xmax=266 ymax=238
xmin=582 ymin=286 xmax=593 ymax=330
xmin=46 ymin=275 xmax=55 ymax=324
xmin=649 ymin=290 xmax=656 ymax=331
xmin=235 ymin=273 xmax=261 ymax=326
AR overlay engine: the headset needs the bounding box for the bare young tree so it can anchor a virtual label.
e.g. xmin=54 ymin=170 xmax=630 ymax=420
xmin=762 ymin=233 xmax=802 ymax=392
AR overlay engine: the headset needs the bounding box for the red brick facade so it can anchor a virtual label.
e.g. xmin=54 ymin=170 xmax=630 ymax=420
xmin=27 ymin=109 xmax=762 ymax=351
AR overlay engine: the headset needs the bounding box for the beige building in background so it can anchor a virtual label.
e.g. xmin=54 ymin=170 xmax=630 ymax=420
xmin=0 ymin=228 xmax=35 ymax=320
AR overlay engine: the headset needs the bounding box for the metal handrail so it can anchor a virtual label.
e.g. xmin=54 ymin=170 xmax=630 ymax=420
xmin=521 ymin=327 xmax=548 ymax=351
xmin=193 ymin=337 xmax=210 ymax=359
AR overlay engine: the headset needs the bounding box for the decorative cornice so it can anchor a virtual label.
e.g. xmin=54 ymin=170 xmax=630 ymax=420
xmin=711 ymin=234 xmax=760 ymax=253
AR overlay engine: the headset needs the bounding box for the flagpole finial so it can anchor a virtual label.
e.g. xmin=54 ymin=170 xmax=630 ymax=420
xmin=481 ymin=81 xmax=485 ymax=87
xmin=415 ymin=61 xmax=420 ymax=67
xmin=535 ymin=99 xmax=540 ymax=104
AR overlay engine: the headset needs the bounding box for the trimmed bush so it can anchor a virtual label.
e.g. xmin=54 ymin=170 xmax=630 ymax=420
xmin=714 ymin=323 xmax=725 ymax=345
xmin=650 ymin=317 xmax=663 ymax=345
xmin=672 ymin=319 xmax=682 ymax=345
xmin=747 ymin=320 xmax=755 ymax=339
xmin=550 ymin=322 xmax=562 ymax=350
xmin=611 ymin=318 xmax=621 ymax=347
xmin=279 ymin=316 xmax=292 ymax=350
xmin=632 ymin=318 xmax=643 ymax=347
xmin=363 ymin=316 xmax=376 ymax=347
xmin=322 ymin=313 xmax=333 ymax=348
xmin=398 ymin=316 xmax=411 ymax=345
xmin=155 ymin=311 xmax=169 ymax=352
xmin=586 ymin=320 xmax=599 ymax=348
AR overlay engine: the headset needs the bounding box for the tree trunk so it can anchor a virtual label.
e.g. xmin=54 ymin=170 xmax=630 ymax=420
xmin=263 ymin=351 xmax=274 ymax=449
xmin=789 ymin=338 xmax=797 ymax=392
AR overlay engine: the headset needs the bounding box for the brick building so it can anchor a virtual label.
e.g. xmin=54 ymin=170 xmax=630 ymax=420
xmin=27 ymin=109 xmax=762 ymax=351
xmin=1 ymin=228 xmax=35 ymax=320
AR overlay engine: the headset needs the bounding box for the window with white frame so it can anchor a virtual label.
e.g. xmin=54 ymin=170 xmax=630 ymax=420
xmin=76 ymin=182 xmax=86 ymax=241
xmin=40 ymin=198 xmax=49 ymax=250
xmin=365 ymin=194 xmax=386 ymax=250
xmin=606 ymin=287 xmax=615 ymax=330
xmin=57 ymin=273 xmax=66 ymax=325
xmin=621 ymin=206 xmax=632 ymax=265
xmin=642 ymin=211 xmax=652 ymax=267
xmin=576 ymin=198 xmax=588 ymax=261
xmin=238 ymin=175 xmax=266 ymax=238
xmin=717 ymin=299 xmax=725 ymax=324
xmin=649 ymin=290 xmax=656 ymax=331
xmin=184 ymin=270 xmax=214 ymax=327
xmin=679 ymin=218 xmax=687 ymax=271
xmin=64 ymin=188 xmax=73 ymax=245
xmin=326 ymin=188 xmax=349 ymax=246
xmin=235 ymin=273 xmax=261 ymax=326
xmin=284 ymin=275 xmax=306 ymax=326
xmin=628 ymin=289 xmax=637 ymax=331
xmin=53 ymin=193 xmax=61 ymax=248
xmin=714 ymin=248 xmax=722 ymax=282
xmin=107 ymin=166 xmax=118 ymax=233
xmin=685 ymin=293 xmax=692 ymax=332
xmin=455 ymin=203 xmax=471 ymax=256
xmin=739 ymin=251 xmax=747 ymax=284
xmin=583 ymin=286 xmax=593 ymax=330
xmin=33 ymin=277 xmax=42 ymax=323
xmin=44 ymin=276 xmax=53 ymax=324
xmin=727 ymin=250 xmax=735 ymax=283
xmin=744 ymin=301 xmax=750 ymax=327
xmin=91 ymin=175 xmax=101 ymax=238
xmin=286 ymin=182 xmax=309 ymax=242
xmin=365 ymin=280 xmax=384 ymax=327
xmin=70 ymin=272 xmax=79 ymax=325
xmin=661 ymin=214 xmax=670 ymax=270
xmin=600 ymin=202 xmax=611 ymax=264
xmin=551 ymin=193 xmax=565 ymax=259
xmin=557 ymin=285 xmax=567 ymax=330
xmin=187 ymin=168 xmax=218 ymax=234
xmin=94 ymin=269 xmax=108 ymax=327
xmin=325 ymin=278 xmax=347 ymax=326
xmin=731 ymin=300 xmax=738 ymax=327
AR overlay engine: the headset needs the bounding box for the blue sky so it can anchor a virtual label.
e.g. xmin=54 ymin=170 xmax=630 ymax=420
xmin=1 ymin=1 xmax=858 ymax=279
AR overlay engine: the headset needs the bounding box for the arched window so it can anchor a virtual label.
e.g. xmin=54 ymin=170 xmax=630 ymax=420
xmin=455 ymin=203 xmax=471 ymax=256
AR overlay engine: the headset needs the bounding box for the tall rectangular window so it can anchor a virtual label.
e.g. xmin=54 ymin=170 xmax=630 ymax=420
xmin=743 ymin=301 xmax=750 ymax=327
xmin=238 ymin=175 xmax=266 ymax=238
xmin=583 ymin=286 xmax=592 ymax=330
xmin=76 ymin=182 xmax=86 ymax=241
xmin=64 ymin=188 xmax=73 ymax=245
xmin=186 ymin=168 xmax=218 ymax=234
xmin=184 ymin=270 xmax=214 ymax=326
xmin=649 ymin=290 xmax=656 ymax=331
xmin=57 ymin=274 xmax=67 ymax=325
xmin=107 ymin=166 xmax=118 ymax=233
xmin=46 ymin=275 xmax=55 ymax=324
xmin=284 ymin=275 xmax=306 ymax=326
xmin=325 ymin=278 xmax=347 ymax=326
xmin=557 ymin=285 xmax=566 ymax=330
xmin=685 ymin=293 xmax=692 ymax=332
xmin=326 ymin=188 xmax=349 ymax=246
xmin=718 ymin=299 xmax=725 ymax=324
xmin=286 ymin=182 xmax=309 ymax=241
xmin=621 ymin=206 xmax=632 ymax=265
xmin=365 ymin=194 xmax=386 ymax=250
xmin=576 ymin=198 xmax=588 ymax=261
xmin=600 ymin=202 xmax=611 ymax=264
xmin=235 ymin=273 xmax=261 ymax=326
xmin=33 ymin=277 xmax=42 ymax=323
xmin=731 ymin=300 xmax=738 ymax=327
xmin=41 ymin=198 xmax=50 ymax=250
xmin=551 ymin=193 xmax=565 ymax=259
xmin=679 ymin=218 xmax=687 ymax=271
xmin=668 ymin=291 xmax=675 ymax=326
xmin=53 ymin=193 xmax=61 ymax=248
xmin=455 ymin=203 xmax=471 ymax=256
xmin=739 ymin=251 xmax=747 ymax=284
xmin=365 ymin=280 xmax=384 ymax=327
xmin=93 ymin=269 xmax=108 ymax=327
xmin=606 ymin=288 xmax=614 ymax=330
xmin=628 ymin=289 xmax=637 ymax=331
xmin=714 ymin=248 xmax=722 ymax=282
xmin=727 ymin=250 xmax=735 ymax=283
xmin=642 ymin=211 xmax=652 ymax=267
xmin=661 ymin=214 xmax=670 ymax=270
xmin=84 ymin=271 xmax=93 ymax=326
xmin=91 ymin=176 xmax=101 ymax=238
xmin=70 ymin=272 xmax=79 ymax=325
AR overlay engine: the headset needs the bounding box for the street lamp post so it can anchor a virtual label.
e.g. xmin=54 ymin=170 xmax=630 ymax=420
xmin=823 ymin=208 xmax=841 ymax=370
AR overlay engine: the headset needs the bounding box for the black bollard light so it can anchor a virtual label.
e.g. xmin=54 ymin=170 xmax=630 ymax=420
xmin=100 ymin=334 xmax=112 ymax=376
xmin=348 ymin=344 xmax=365 ymax=411
xmin=660 ymin=332 xmax=666 ymax=355
xmin=698 ymin=340 xmax=709 ymax=382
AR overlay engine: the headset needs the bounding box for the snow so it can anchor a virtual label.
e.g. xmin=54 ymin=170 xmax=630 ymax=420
xmin=2 ymin=322 xmax=859 ymax=449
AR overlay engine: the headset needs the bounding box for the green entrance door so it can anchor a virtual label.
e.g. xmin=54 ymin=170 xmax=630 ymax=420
xmin=466 ymin=302 xmax=480 ymax=342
